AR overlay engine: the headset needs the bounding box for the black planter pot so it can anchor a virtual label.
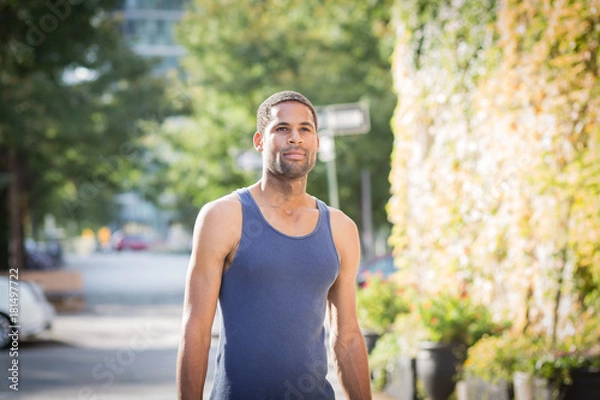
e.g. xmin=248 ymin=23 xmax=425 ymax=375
xmin=362 ymin=331 xmax=381 ymax=354
xmin=562 ymin=369 xmax=600 ymax=400
xmin=416 ymin=341 xmax=466 ymax=400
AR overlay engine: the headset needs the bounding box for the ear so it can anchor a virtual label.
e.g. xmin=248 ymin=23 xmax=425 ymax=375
xmin=316 ymin=134 xmax=320 ymax=152
xmin=253 ymin=131 xmax=263 ymax=152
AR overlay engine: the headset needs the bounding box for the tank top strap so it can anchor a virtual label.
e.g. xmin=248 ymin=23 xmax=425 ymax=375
xmin=235 ymin=187 xmax=261 ymax=217
xmin=235 ymin=187 xmax=252 ymax=204
xmin=314 ymin=197 xmax=329 ymax=216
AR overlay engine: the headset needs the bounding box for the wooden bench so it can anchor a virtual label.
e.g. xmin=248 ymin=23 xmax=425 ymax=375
xmin=20 ymin=270 xmax=85 ymax=312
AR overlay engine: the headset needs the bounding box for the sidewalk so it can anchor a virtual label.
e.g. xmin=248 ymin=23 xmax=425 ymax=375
xmin=373 ymin=392 xmax=397 ymax=400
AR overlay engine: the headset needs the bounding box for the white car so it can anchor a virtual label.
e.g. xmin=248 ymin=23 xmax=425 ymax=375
xmin=0 ymin=276 xmax=55 ymax=348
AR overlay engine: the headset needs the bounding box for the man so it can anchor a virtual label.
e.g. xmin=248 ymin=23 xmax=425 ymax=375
xmin=177 ymin=91 xmax=372 ymax=399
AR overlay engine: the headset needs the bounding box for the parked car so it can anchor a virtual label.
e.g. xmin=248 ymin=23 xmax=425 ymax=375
xmin=357 ymin=254 xmax=396 ymax=288
xmin=112 ymin=233 xmax=149 ymax=251
xmin=24 ymin=239 xmax=63 ymax=270
xmin=0 ymin=277 xmax=55 ymax=348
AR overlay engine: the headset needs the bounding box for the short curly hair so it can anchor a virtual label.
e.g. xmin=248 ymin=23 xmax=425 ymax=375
xmin=256 ymin=91 xmax=318 ymax=134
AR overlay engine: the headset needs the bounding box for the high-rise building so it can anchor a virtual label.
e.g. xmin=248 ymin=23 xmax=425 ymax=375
xmin=114 ymin=0 xmax=186 ymax=75
xmin=110 ymin=2 xmax=189 ymax=245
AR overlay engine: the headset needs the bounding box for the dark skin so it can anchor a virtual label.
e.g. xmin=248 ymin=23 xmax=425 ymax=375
xmin=176 ymin=101 xmax=372 ymax=399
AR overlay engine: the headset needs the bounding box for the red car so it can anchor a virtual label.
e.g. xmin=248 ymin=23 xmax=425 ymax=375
xmin=113 ymin=235 xmax=148 ymax=251
xmin=356 ymin=254 xmax=395 ymax=288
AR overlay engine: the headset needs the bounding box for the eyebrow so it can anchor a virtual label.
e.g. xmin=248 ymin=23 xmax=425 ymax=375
xmin=274 ymin=121 xmax=315 ymax=128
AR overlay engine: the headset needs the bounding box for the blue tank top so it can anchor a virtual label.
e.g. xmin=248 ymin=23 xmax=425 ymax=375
xmin=210 ymin=188 xmax=340 ymax=400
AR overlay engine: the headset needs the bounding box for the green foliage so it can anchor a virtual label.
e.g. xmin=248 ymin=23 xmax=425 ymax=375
xmin=167 ymin=0 xmax=396 ymax=231
xmin=368 ymin=312 xmax=429 ymax=391
xmin=389 ymin=0 xmax=600 ymax=349
xmin=141 ymin=87 xmax=254 ymax=227
xmin=417 ymin=292 xmax=511 ymax=347
xmin=464 ymin=312 xmax=600 ymax=387
xmin=368 ymin=332 xmax=403 ymax=391
xmin=0 ymin=0 xmax=167 ymax=259
xmin=356 ymin=275 xmax=409 ymax=334
xmin=536 ymin=311 xmax=600 ymax=384
xmin=464 ymin=334 xmax=546 ymax=384
xmin=463 ymin=335 xmax=515 ymax=384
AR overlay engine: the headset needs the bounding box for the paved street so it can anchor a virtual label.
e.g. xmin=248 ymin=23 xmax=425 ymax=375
xmin=1 ymin=252 xmax=191 ymax=400
xmin=0 ymin=252 xmax=369 ymax=400
xmin=2 ymin=304 xmax=189 ymax=400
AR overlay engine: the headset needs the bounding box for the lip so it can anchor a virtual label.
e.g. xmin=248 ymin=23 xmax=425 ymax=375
xmin=282 ymin=150 xmax=305 ymax=160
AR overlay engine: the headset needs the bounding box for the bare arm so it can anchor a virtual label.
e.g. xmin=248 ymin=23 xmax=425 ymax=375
xmin=176 ymin=197 xmax=240 ymax=400
xmin=328 ymin=210 xmax=372 ymax=400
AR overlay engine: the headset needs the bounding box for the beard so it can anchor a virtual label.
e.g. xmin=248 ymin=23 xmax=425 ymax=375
xmin=267 ymin=151 xmax=316 ymax=179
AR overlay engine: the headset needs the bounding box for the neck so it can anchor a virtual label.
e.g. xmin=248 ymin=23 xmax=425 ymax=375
xmin=253 ymin=172 xmax=309 ymax=208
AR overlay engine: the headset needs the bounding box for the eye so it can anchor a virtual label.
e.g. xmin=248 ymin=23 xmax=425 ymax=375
xmin=276 ymin=126 xmax=289 ymax=132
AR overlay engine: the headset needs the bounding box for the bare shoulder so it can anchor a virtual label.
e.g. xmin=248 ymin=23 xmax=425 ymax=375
xmin=191 ymin=192 xmax=242 ymax=256
xmin=197 ymin=192 xmax=241 ymax=225
xmin=328 ymin=207 xmax=358 ymax=236
xmin=327 ymin=206 xmax=360 ymax=267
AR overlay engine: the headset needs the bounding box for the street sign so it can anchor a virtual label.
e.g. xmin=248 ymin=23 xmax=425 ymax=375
xmin=316 ymin=102 xmax=370 ymax=135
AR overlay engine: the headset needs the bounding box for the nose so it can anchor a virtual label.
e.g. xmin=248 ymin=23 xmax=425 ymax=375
xmin=288 ymin=128 xmax=303 ymax=144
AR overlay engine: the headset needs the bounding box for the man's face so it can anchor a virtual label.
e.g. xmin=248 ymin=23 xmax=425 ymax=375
xmin=255 ymin=101 xmax=319 ymax=179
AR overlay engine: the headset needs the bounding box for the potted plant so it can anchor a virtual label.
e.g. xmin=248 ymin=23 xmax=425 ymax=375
xmin=461 ymin=335 xmax=516 ymax=400
xmin=369 ymin=312 xmax=428 ymax=399
xmin=461 ymin=318 xmax=600 ymax=400
xmin=414 ymin=290 xmax=511 ymax=400
xmin=530 ymin=312 xmax=600 ymax=399
xmin=356 ymin=273 xmax=409 ymax=352
xmin=417 ymin=291 xmax=510 ymax=347
xmin=536 ymin=347 xmax=600 ymax=399
xmin=461 ymin=332 xmax=553 ymax=400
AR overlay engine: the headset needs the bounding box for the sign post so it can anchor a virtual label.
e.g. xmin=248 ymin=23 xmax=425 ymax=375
xmin=317 ymin=131 xmax=339 ymax=208
xmin=316 ymin=102 xmax=370 ymax=209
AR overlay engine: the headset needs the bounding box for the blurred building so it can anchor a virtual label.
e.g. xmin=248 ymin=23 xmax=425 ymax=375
xmin=111 ymin=1 xmax=188 ymax=247
xmin=114 ymin=0 xmax=187 ymax=75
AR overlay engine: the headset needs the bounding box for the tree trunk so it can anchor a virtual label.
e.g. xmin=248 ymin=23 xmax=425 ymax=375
xmin=8 ymin=147 xmax=26 ymax=270
xmin=0 ymin=181 xmax=8 ymax=272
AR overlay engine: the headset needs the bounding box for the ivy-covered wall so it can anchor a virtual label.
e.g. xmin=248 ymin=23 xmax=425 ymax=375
xmin=388 ymin=0 xmax=599 ymax=340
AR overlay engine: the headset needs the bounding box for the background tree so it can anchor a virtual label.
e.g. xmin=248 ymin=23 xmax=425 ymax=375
xmin=148 ymin=0 xmax=397 ymax=253
xmin=0 ymin=0 xmax=166 ymax=270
